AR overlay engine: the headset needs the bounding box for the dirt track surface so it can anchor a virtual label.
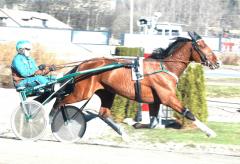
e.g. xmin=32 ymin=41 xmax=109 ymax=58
xmin=0 ymin=137 xmax=239 ymax=164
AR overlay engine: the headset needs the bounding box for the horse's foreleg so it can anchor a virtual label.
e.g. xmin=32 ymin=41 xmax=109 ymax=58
xmin=182 ymin=108 xmax=217 ymax=137
xmin=163 ymin=95 xmax=216 ymax=137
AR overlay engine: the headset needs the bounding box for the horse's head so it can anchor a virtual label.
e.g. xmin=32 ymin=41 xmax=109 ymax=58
xmin=188 ymin=32 xmax=220 ymax=69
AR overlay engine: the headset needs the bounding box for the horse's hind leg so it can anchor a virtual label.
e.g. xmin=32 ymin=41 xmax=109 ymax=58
xmin=148 ymin=93 xmax=161 ymax=128
xmin=95 ymin=89 xmax=115 ymax=118
xmin=95 ymin=90 xmax=129 ymax=141
xmin=149 ymin=102 xmax=160 ymax=128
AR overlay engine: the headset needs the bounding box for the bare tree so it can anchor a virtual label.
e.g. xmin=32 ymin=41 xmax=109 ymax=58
xmin=2 ymin=0 xmax=240 ymax=36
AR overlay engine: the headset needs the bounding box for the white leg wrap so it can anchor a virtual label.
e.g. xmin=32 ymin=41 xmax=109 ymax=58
xmin=120 ymin=127 xmax=130 ymax=142
xmin=193 ymin=118 xmax=217 ymax=137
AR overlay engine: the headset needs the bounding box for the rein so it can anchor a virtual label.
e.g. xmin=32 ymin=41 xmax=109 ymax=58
xmin=54 ymin=61 xmax=85 ymax=69
xmin=161 ymin=59 xmax=190 ymax=64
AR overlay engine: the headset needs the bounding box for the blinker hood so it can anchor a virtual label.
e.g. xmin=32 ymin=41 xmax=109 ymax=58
xmin=188 ymin=31 xmax=202 ymax=42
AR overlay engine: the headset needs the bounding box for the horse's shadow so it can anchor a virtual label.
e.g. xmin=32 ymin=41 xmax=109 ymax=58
xmin=132 ymin=119 xmax=182 ymax=129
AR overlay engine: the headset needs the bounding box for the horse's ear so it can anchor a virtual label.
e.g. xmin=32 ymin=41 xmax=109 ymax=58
xmin=188 ymin=31 xmax=196 ymax=41
xmin=193 ymin=32 xmax=202 ymax=41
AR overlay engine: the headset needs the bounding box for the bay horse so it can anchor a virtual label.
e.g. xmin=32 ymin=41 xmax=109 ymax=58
xmin=53 ymin=31 xmax=220 ymax=139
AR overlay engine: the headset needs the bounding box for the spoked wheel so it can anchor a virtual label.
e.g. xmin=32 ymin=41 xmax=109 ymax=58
xmin=11 ymin=100 xmax=47 ymax=141
xmin=51 ymin=106 xmax=86 ymax=143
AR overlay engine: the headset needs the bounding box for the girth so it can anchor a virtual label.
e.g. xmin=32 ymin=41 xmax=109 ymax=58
xmin=132 ymin=57 xmax=143 ymax=102
xmin=132 ymin=57 xmax=143 ymax=122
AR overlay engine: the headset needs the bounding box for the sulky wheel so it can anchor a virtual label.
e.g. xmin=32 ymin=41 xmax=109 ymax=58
xmin=11 ymin=100 xmax=47 ymax=141
xmin=51 ymin=105 xmax=86 ymax=143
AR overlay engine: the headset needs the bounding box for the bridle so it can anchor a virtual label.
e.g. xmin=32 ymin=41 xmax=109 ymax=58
xmin=159 ymin=40 xmax=208 ymax=66
xmin=191 ymin=39 xmax=209 ymax=66
xmin=187 ymin=31 xmax=217 ymax=68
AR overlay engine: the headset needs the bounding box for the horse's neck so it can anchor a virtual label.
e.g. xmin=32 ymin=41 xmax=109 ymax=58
xmin=164 ymin=43 xmax=192 ymax=77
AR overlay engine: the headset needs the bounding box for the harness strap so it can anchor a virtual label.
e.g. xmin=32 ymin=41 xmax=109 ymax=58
xmin=165 ymin=71 xmax=179 ymax=83
xmin=145 ymin=61 xmax=179 ymax=83
xmin=192 ymin=42 xmax=208 ymax=64
xmin=133 ymin=58 xmax=143 ymax=122
xmin=133 ymin=58 xmax=142 ymax=101
xmin=160 ymin=61 xmax=168 ymax=72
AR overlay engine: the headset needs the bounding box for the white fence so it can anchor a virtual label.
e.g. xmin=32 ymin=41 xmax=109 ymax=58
xmin=1 ymin=26 xmax=239 ymax=55
xmin=0 ymin=26 xmax=112 ymax=58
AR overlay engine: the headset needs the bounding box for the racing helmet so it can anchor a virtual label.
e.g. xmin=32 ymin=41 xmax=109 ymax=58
xmin=16 ymin=40 xmax=32 ymax=51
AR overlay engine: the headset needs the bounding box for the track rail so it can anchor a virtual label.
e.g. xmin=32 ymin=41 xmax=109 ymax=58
xmin=207 ymin=99 xmax=240 ymax=105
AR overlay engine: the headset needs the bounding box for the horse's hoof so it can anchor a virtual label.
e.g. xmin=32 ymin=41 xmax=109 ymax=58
xmin=207 ymin=131 xmax=217 ymax=138
xmin=149 ymin=116 xmax=159 ymax=129
xmin=119 ymin=127 xmax=130 ymax=142
xmin=121 ymin=132 xmax=130 ymax=142
xmin=123 ymin=118 xmax=136 ymax=126
xmin=193 ymin=119 xmax=217 ymax=138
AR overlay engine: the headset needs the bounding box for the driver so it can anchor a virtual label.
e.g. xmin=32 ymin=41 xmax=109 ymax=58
xmin=11 ymin=40 xmax=56 ymax=90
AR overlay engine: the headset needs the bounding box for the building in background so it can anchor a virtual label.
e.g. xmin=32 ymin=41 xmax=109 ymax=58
xmin=0 ymin=9 xmax=112 ymax=59
xmin=123 ymin=14 xmax=240 ymax=54
xmin=0 ymin=8 xmax=72 ymax=42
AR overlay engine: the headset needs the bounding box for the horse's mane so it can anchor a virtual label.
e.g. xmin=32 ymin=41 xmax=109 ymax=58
xmin=150 ymin=37 xmax=192 ymax=59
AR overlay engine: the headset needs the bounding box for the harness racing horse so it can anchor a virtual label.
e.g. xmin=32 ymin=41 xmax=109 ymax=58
xmin=53 ymin=31 xmax=220 ymax=139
